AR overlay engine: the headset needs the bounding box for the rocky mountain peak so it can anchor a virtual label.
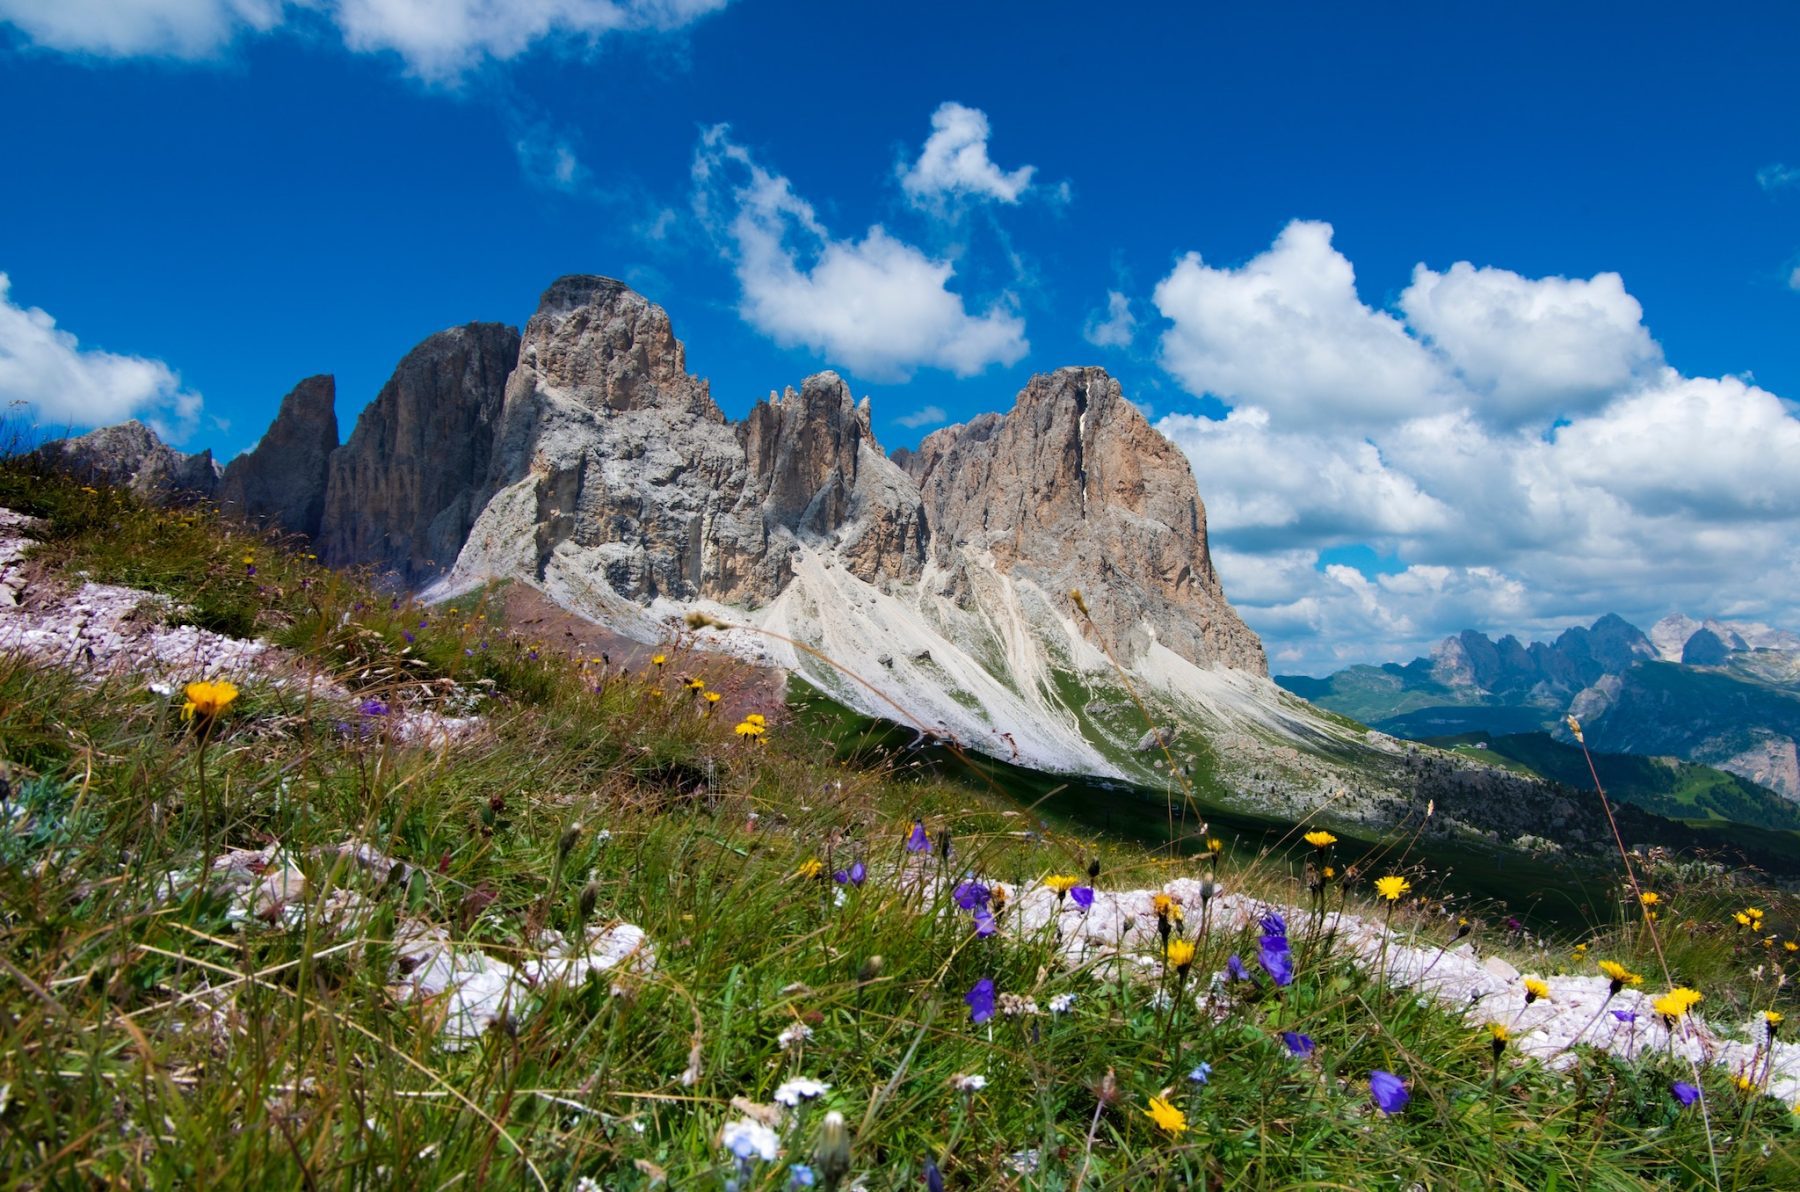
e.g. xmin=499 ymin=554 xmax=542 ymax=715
xmin=217 ymin=375 xmax=338 ymax=539
xmin=34 ymin=420 xmax=221 ymax=501
xmin=516 ymin=274 xmax=718 ymax=421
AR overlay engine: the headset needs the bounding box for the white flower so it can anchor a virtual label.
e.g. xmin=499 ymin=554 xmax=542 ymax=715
xmin=1048 ymin=993 xmax=1076 ymax=1014
xmin=833 ymin=886 xmax=847 ymax=908
xmin=574 ymin=1178 xmax=602 ymax=1192
xmin=594 ymin=829 xmax=613 ymax=845
xmin=148 ymin=681 xmax=174 ymax=697
xmin=777 ymin=1024 xmax=813 ymax=1049
xmin=721 ymin=1118 xmax=781 ymax=1163
xmin=949 ymin=1073 xmax=987 ymax=1092
xmin=773 ymin=1076 xmax=831 ymax=1106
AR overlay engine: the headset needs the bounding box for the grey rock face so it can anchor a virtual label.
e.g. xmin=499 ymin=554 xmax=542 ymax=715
xmin=908 ymin=367 xmax=1267 ymax=675
xmin=218 ymin=375 xmax=339 ymax=539
xmin=35 ymin=420 xmax=220 ymax=501
xmin=318 ymin=323 xmax=519 ymax=585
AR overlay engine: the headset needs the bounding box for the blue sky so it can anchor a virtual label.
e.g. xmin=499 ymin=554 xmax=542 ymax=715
xmin=3 ymin=1 xmax=1799 ymax=673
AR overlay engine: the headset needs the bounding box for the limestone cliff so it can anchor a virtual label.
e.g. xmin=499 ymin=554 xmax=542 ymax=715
xmin=34 ymin=420 xmax=220 ymax=501
xmin=217 ymin=375 xmax=338 ymax=539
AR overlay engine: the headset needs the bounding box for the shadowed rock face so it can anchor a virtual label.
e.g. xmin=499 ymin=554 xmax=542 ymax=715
xmin=218 ymin=375 xmax=339 ymax=539
xmin=317 ymin=323 xmax=519 ymax=585
xmin=906 ymin=367 xmax=1267 ymax=675
xmin=34 ymin=420 xmax=220 ymax=501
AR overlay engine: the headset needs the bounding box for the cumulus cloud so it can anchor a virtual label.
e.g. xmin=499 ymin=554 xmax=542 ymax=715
xmin=1400 ymin=262 xmax=1661 ymax=425
xmin=1082 ymin=290 xmax=1136 ymax=349
xmin=894 ymin=404 xmax=947 ymax=429
xmin=1146 ymin=222 xmax=1800 ymax=673
xmin=1153 ymin=221 xmax=1454 ymax=426
xmin=691 ymin=125 xmax=1029 ymax=381
xmin=0 ymin=0 xmax=730 ymax=79
xmin=0 ymin=273 xmax=202 ymax=439
xmin=1758 ymin=163 xmax=1800 ymax=192
xmin=513 ymin=124 xmax=585 ymax=192
xmin=899 ymin=102 xmax=1036 ymax=209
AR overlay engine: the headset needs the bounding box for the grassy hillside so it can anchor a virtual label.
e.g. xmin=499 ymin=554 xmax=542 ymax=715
xmin=3 ymin=461 xmax=1800 ymax=1188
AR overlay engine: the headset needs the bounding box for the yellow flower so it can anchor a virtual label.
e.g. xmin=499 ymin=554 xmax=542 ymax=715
xmin=1598 ymin=960 xmax=1642 ymax=990
xmin=1652 ymin=987 xmax=1702 ymax=1020
xmin=651 ymin=654 xmax=666 ymax=667
xmin=1734 ymin=911 xmax=1753 ymax=928
xmin=1323 ymin=865 xmax=1336 ymax=879
xmin=1165 ymin=939 xmax=1197 ymax=972
xmin=181 ymin=679 xmax=239 ymax=721
xmin=1487 ymin=1022 xmax=1509 ymax=1042
xmin=1374 ymin=875 xmax=1410 ymax=902
xmin=1638 ymin=891 xmax=1660 ymax=907
xmin=734 ymin=720 xmax=766 ymax=739
xmin=794 ymin=859 xmax=824 ymax=880
xmin=686 ymin=678 xmax=706 ymax=691
xmin=1151 ymin=892 xmax=1183 ymax=922
xmin=1303 ymin=830 xmax=1337 ymax=849
xmin=1143 ymin=1095 xmax=1187 ymax=1136
xmin=1044 ymin=874 xmax=1080 ymax=896
xmin=1523 ymin=977 xmax=1550 ymax=1004
xmin=1733 ymin=1073 xmax=1757 ymax=1093
xmin=704 ymin=691 xmax=722 ymax=705
xmin=1205 ymin=837 xmax=1224 ymax=853
xmin=745 ymin=713 xmax=767 ymax=727
xmin=1784 ymin=941 xmax=1798 ymax=954
xmin=1764 ymin=1009 xmax=1784 ymax=1037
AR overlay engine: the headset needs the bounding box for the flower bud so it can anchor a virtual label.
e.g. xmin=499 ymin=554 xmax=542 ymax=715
xmin=814 ymin=1111 xmax=851 ymax=1186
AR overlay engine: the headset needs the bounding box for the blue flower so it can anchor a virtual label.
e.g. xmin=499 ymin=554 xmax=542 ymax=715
xmin=953 ymin=880 xmax=990 ymax=910
xmin=1070 ymin=886 xmax=1094 ymax=911
xmin=1672 ymin=1080 xmax=1700 ymax=1107
xmin=965 ymin=977 xmax=996 ymax=1024
xmin=924 ymin=1157 xmax=945 ymax=1192
xmin=906 ymin=821 xmax=929 ymax=852
xmin=1281 ymin=1030 xmax=1314 ymax=1057
xmin=1612 ymin=1009 xmax=1638 ymax=1023
xmin=833 ymin=861 xmax=867 ymax=887
xmin=1369 ymin=1070 xmax=1409 ymax=1115
xmin=973 ymin=905 xmax=996 ymax=937
xmin=1260 ymin=911 xmax=1288 ymax=937
xmin=1258 ymin=939 xmax=1294 ymax=987
xmin=1188 ymin=1062 xmax=1212 ymax=1085
xmin=788 ymin=1163 xmax=816 ymax=1188
xmin=1227 ymin=953 xmax=1250 ymax=982
xmin=358 ymin=698 xmax=389 ymax=717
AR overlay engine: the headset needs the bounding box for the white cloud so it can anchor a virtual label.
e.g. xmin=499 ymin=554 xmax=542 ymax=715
xmin=1789 ymin=264 xmax=1800 ymax=292
xmin=894 ymin=404 xmax=946 ymax=429
xmin=1758 ymin=163 xmax=1800 ymax=192
xmin=1153 ymin=220 xmax=1454 ymax=426
xmin=899 ymin=102 xmax=1035 ymax=209
xmin=1145 ymin=222 xmax=1800 ymax=674
xmin=0 ymin=0 xmax=731 ymax=79
xmin=0 ymin=273 xmax=202 ymax=439
xmin=1400 ymin=262 xmax=1660 ymax=426
xmin=692 ymin=125 xmax=1029 ymax=381
xmin=514 ymin=126 xmax=584 ymax=192
xmin=1082 ymin=290 xmax=1136 ymax=349
xmin=0 ymin=0 xmax=281 ymax=58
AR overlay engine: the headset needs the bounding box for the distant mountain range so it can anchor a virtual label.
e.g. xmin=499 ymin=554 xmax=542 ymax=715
xmin=1279 ymin=614 xmax=1800 ymax=809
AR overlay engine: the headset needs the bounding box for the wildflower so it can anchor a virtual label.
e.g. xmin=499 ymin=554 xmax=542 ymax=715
xmin=965 ymin=977 xmax=996 ymax=1024
xmin=1205 ymin=837 xmax=1224 ymax=854
xmin=1258 ymin=913 xmax=1294 ymax=987
xmin=1188 ymin=1062 xmax=1212 ymax=1085
xmin=705 ymin=691 xmax=722 ymax=706
xmin=923 ymin=1157 xmax=945 ymax=1192
xmin=1785 ymin=940 xmax=1798 ymax=954
xmin=1651 ymin=986 xmax=1702 ymax=1024
xmin=1522 ymin=977 xmax=1550 ymax=1005
xmin=1454 ymin=917 xmax=1471 ymax=940
xmin=1374 ymin=875 xmax=1410 ymax=902
xmin=1281 ymin=1030 xmax=1315 ymax=1057
xmin=1598 ymin=960 xmax=1642 ymax=996
xmin=832 ymin=861 xmax=867 ymax=886
xmin=746 ymin=713 xmax=766 ymax=727
xmin=721 ymin=1118 xmax=781 ymax=1162
xmin=953 ymin=880 xmax=990 ymax=910
xmin=1671 ymin=1081 xmax=1700 ymax=1107
xmin=1226 ymin=953 xmax=1251 ymax=982
xmin=998 ymin=993 xmax=1039 ymax=1017
xmin=906 ymin=820 xmax=929 ymax=852
xmin=358 ymin=697 xmax=389 ymax=717
xmin=1734 ymin=911 xmax=1753 ymax=928
xmin=1611 ymin=1010 xmax=1638 ymax=1023
xmin=1764 ymin=1009 xmax=1783 ymax=1039
xmin=1166 ymin=939 xmax=1197 ymax=975
xmin=1369 ymin=1070 xmax=1409 ymax=1115
xmin=773 ymin=1077 xmax=831 ymax=1106
xmin=813 ymin=1113 xmax=851 ymax=1188
xmin=686 ymin=678 xmax=705 ymax=692
xmin=788 ymin=1164 xmax=816 ymax=1189
xmin=949 ymin=1073 xmax=987 ymax=1092
xmin=1044 ymin=873 xmax=1081 ymax=899
xmin=181 ymin=679 xmax=239 ymax=722
xmin=794 ymin=859 xmax=824 ymax=881
xmin=1488 ymin=1022 xmax=1508 ymax=1060
xmin=972 ymin=905 xmax=996 ymax=937
xmin=1732 ymin=1072 xmax=1757 ymax=1093
xmin=777 ymin=1024 xmax=813 ymax=1049
xmin=1303 ymin=830 xmax=1337 ymax=849
xmin=651 ymin=654 xmax=666 ymax=668
xmin=1638 ymin=891 xmax=1660 ymax=908
xmin=1143 ymin=1095 xmax=1187 ymax=1136
xmin=1070 ymin=885 xmax=1094 ymax=911
xmin=735 ymin=720 xmax=766 ymax=740
xmin=1049 ymin=992 xmax=1076 ymax=1014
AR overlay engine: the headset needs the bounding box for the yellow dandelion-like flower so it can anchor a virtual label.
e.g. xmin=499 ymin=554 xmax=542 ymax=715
xmin=1785 ymin=941 xmax=1798 ymax=954
xmin=651 ymin=653 xmax=666 ymax=667
xmin=794 ymin=859 xmax=824 ymax=880
xmin=746 ymin=713 xmax=767 ymax=727
xmin=1165 ymin=939 xmax=1197 ymax=972
xmin=734 ymin=720 xmax=766 ymax=740
xmin=1488 ymin=1022 xmax=1510 ymax=1042
xmin=1523 ymin=977 xmax=1551 ymax=1004
xmin=1303 ymin=830 xmax=1337 ymax=849
xmin=1597 ymin=960 xmax=1642 ymax=993
xmin=1205 ymin=837 xmax=1224 ymax=853
xmin=1143 ymin=1096 xmax=1187 ymax=1137
xmin=1764 ymin=1009 xmax=1783 ymax=1038
xmin=1323 ymin=865 xmax=1336 ymax=879
xmin=1151 ymin=892 xmax=1183 ymax=922
xmin=1638 ymin=891 xmax=1660 ymax=907
xmin=704 ymin=691 xmax=722 ymax=705
xmin=1735 ymin=911 xmax=1753 ymax=928
xmin=686 ymin=678 xmax=706 ymax=691
xmin=181 ymin=679 xmax=239 ymax=721
xmin=1044 ymin=874 xmax=1080 ymax=896
xmin=1733 ymin=1073 xmax=1757 ymax=1093
xmin=1374 ymin=875 xmax=1411 ymax=902
xmin=1652 ymin=987 xmax=1702 ymax=1021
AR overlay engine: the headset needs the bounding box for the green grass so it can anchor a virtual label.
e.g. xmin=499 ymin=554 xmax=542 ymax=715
xmin=4 ymin=462 xmax=1800 ymax=1188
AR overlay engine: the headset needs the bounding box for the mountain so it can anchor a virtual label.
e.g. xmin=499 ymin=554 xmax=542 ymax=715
xmin=41 ymin=275 xmax=1800 ymax=869
xmin=1282 ymin=614 xmax=1800 ymax=804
